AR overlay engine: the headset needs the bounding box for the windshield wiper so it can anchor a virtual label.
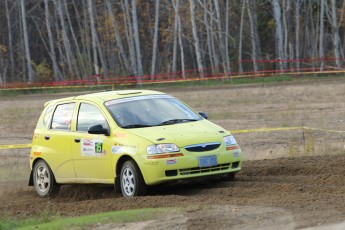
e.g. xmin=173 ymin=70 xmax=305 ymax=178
xmin=158 ymin=119 xmax=198 ymax=126
xmin=121 ymin=124 xmax=152 ymax=129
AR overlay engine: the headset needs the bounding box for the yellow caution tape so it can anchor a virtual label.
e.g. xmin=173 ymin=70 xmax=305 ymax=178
xmin=0 ymin=143 xmax=31 ymax=150
xmin=231 ymin=126 xmax=345 ymax=134
xmin=230 ymin=126 xmax=302 ymax=134
xmin=1 ymin=126 xmax=345 ymax=150
xmin=303 ymin=127 xmax=345 ymax=133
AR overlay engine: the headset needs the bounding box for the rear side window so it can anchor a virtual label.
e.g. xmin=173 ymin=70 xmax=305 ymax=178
xmin=42 ymin=105 xmax=54 ymax=129
xmin=51 ymin=103 xmax=75 ymax=130
xmin=77 ymin=103 xmax=108 ymax=132
xmin=36 ymin=105 xmax=54 ymax=129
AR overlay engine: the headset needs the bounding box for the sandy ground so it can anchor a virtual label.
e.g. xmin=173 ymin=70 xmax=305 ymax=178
xmin=2 ymin=78 xmax=345 ymax=229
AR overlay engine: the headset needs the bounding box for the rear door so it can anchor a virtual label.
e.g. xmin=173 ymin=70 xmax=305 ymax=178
xmin=71 ymin=102 xmax=113 ymax=180
xmin=43 ymin=102 xmax=77 ymax=179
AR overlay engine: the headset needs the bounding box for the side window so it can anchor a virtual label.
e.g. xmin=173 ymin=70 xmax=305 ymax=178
xmin=43 ymin=105 xmax=54 ymax=129
xmin=77 ymin=103 xmax=108 ymax=132
xmin=51 ymin=103 xmax=75 ymax=130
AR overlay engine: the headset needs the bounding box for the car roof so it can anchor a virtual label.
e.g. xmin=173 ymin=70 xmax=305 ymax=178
xmin=44 ymin=90 xmax=165 ymax=107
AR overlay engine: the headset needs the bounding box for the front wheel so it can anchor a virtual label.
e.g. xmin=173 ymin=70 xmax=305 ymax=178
xmin=33 ymin=160 xmax=60 ymax=198
xmin=120 ymin=160 xmax=147 ymax=197
xmin=221 ymin=172 xmax=236 ymax=182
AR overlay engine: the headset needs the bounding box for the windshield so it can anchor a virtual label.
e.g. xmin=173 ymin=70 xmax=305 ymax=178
xmin=105 ymin=95 xmax=201 ymax=128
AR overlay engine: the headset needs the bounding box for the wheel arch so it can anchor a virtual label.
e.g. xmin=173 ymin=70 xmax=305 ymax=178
xmin=28 ymin=157 xmax=44 ymax=186
xmin=114 ymin=155 xmax=142 ymax=193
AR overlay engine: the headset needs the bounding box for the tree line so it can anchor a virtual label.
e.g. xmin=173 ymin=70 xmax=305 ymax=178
xmin=0 ymin=0 xmax=344 ymax=84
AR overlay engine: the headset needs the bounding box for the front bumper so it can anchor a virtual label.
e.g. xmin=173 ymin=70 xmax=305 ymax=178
xmin=139 ymin=145 xmax=242 ymax=185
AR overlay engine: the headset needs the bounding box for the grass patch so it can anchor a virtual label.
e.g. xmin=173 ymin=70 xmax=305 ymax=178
xmin=0 ymin=208 xmax=174 ymax=230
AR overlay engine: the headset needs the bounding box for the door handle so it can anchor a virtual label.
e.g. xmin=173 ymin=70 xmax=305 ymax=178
xmin=74 ymin=138 xmax=81 ymax=143
xmin=44 ymin=135 xmax=50 ymax=140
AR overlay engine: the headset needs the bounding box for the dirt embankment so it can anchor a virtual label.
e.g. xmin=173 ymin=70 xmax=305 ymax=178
xmin=2 ymin=154 xmax=345 ymax=229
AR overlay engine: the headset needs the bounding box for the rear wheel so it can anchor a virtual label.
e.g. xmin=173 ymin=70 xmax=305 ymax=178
xmin=120 ymin=160 xmax=147 ymax=197
xmin=33 ymin=160 xmax=60 ymax=198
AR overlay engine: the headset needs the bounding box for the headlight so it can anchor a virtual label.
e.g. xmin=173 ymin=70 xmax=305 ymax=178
xmin=147 ymin=144 xmax=180 ymax=154
xmin=223 ymin=135 xmax=237 ymax=146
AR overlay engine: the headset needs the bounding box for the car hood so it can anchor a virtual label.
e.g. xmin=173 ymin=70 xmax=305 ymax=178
xmin=126 ymin=120 xmax=228 ymax=147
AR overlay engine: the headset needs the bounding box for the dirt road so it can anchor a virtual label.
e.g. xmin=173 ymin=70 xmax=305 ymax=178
xmin=1 ymin=154 xmax=345 ymax=229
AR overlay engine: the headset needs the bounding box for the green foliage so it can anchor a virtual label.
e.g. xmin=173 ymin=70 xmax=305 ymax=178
xmin=32 ymin=60 xmax=53 ymax=82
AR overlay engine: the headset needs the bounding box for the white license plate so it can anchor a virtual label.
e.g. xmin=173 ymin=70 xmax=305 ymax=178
xmin=198 ymin=155 xmax=217 ymax=168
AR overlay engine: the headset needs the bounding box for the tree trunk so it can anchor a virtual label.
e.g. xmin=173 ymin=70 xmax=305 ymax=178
xmin=44 ymin=0 xmax=62 ymax=81
xmin=20 ymin=0 xmax=34 ymax=83
xmin=295 ymin=0 xmax=301 ymax=71
xmin=106 ymin=0 xmax=130 ymax=74
xmin=189 ymin=0 xmax=204 ymax=78
xmin=55 ymin=0 xmax=74 ymax=78
xmin=88 ymin=0 xmax=108 ymax=77
xmin=286 ymin=0 xmax=294 ymax=68
xmin=122 ymin=0 xmax=137 ymax=75
xmin=247 ymin=0 xmax=259 ymax=73
xmin=319 ymin=0 xmax=325 ymax=71
xmin=224 ymin=0 xmax=231 ymax=76
xmin=131 ymin=0 xmax=143 ymax=81
xmin=202 ymin=0 xmax=215 ymax=74
xmin=172 ymin=0 xmax=179 ymax=78
xmin=5 ymin=0 xmax=14 ymax=82
xmin=64 ymin=0 xmax=86 ymax=79
xmin=331 ymin=0 xmax=341 ymax=67
xmin=238 ymin=0 xmax=245 ymax=74
xmin=150 ymin=0 xmax=160 ymax=79
xmin=272 ymin=0 xmax=285 ymax=71
xmin=214 ymin=0 xmax=228 ymax=75
xmin=172 ymin=0 xmax=186 ymax=79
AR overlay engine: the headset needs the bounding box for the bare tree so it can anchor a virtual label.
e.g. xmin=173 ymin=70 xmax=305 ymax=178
xmin=131 ymin=0 xmax=143 ymax=81
xmin=20 ymin=0 xmax=34 ymax=83
xmin=272 ymin=0 xmax=285 ymax=71
xmin=88 ymin=0 xmax=108 ymax=77
xmin=55 ymin=0 xmax=74 ymax=77
xmin=214 ymin=0 xmax=229 ymax=75
xmin=172 ymin=0 xmax=179 ymax=77
xmin=5 ymin=0 xmax=14 ymax=82
xmin=319 ymin=0 xmax=325 ymax=71
xmin=172 ymin=0 xmax=186 ymax=79
xmin=247 ymin=0 xmax=259 ymax=73
xmin=238 ymin=0 xmax=245 ymax=74
xmin=295 ymin=0 xmax=301 ymax=71
xmin=44 ymin=0 xmax=62 ymax=81
xmin=189 ymin=0 xmax=204 ymax=78
xmin=150 ymin=0 xmax=160 ymax=79
xmin=106 ymin=0 xmax=130 ymax=74
xmin=330 ymin=0 xmax=341 ymax=67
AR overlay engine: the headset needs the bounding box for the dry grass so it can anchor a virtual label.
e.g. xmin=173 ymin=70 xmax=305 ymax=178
xmin=1 ymin=79 xmax=345 ymax=165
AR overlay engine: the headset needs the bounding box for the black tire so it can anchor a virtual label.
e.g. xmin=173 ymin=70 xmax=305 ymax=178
xmin=220 ymin=173 xmax=236 ymax=181
xmin=120 ymin=160 xmax=147 ymax=197
xmin=223 ymin=172 xmax=236 ymax=182
xmin=33 ymin=160 xmax=60 ymax=198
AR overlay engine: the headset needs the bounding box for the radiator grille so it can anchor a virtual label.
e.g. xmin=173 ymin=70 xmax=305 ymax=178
xmin=179 ymin=163 xmax=230 ymax=175
xmin=184 ymin=142 xmax=221 ymax=152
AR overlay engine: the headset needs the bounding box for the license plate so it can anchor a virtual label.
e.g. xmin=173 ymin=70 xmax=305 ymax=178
xmin=198 ymin=155 xmax=217 ymax=168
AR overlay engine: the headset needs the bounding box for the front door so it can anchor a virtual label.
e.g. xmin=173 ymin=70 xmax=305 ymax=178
xmin=71 ymin=102 xmax=113 ymax=180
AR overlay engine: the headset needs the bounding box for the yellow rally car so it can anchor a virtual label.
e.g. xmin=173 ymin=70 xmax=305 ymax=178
xmin=29 ymin=90 xmax=242 ymax=197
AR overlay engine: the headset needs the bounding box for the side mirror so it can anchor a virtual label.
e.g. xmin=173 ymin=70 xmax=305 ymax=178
xmin=199 ymin=112 xmax=208 ymax=119
xmin=88 ymin=124 xmax=110 ymax=136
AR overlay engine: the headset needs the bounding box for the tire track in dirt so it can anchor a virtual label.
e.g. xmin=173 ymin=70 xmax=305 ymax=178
xmin=2 ymin=154 xmax=345 ymax=229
